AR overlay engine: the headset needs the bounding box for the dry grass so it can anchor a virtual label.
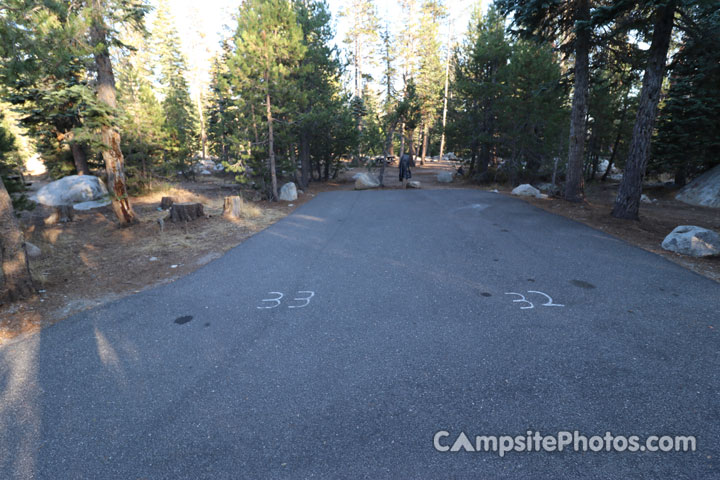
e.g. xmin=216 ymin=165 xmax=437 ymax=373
xmin=0 ymin=179 xmax=291 ymax=343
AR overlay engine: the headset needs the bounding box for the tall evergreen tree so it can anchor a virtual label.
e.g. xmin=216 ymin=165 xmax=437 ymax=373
xmin=652 ymin=3 xmax=720 ymax=185
xmin=152 ymin=0 xmax=198 ymax=176
xmin=339 ymin=0 xmax=379 ymax=98
xmin=229 ymin=0 xmax=306 ymax=200
xmin=415 ymin=0 xmax=446 ymax=164
xmin=496 ymin=0 xmax=594 ymax=202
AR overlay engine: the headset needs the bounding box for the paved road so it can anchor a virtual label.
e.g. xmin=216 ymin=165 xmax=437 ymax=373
xmin=1 ymin=189 xmax=718 ymax=479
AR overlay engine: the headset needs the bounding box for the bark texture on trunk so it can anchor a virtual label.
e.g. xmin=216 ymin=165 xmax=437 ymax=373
xmin=0 ymin=178 xmax=34 ymax=302
xmin=564 ymin=0 xmax=591 ymax=203
xmin=612 ymin=2 xmax=676 ymax=220
xmin=265 ymin=89 xmax=279 ymax=201
xmin=300 ymin=133 xmax=310 ymax=189
xmin=420 ymin=123 xmax=429 ymax=165
xmin=90 ymin=3 xmax=138 ymax=226
xmin=169 ymin=203 xmax=205 ymax=222
xmin=71 ymin=142 xmax=90 ymax=175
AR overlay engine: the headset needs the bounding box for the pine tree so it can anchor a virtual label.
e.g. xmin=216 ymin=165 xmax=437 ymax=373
xmin=652 ymin=3 xmax=720 ymax=185
xmin=339 ymin=0 xmax=379 ymax=98
xmin=611 ymin=1 xmax=677 ymax=219
xmin=228 ymin=0 xmax=306 ymax=200
xmin=449 ymin=5 xmax=511 ymax=178
xmin=496 ymin=0 xmax=593 ymax=202
xmin=415 ymin=0 xmax=447 ymax=164
xmin=116 ymin=29 xmax=167 ymax=182
xmin=152 ymin=0 xmax=198 ymax=177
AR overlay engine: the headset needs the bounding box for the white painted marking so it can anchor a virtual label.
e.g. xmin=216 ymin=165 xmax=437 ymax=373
xmin=505 ymin=292 xmax=534 ymax=309
xmin=288 ymin=291 xmax=315 ymax=309
xmin=258 ymin=292 xmax=283 ymax=309
xmin=527 ymin=291 xmax=565 ymax=307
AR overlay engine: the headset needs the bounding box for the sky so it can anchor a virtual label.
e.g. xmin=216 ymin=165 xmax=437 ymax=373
xmin=152 ymin=0 xmax=487 ymax=96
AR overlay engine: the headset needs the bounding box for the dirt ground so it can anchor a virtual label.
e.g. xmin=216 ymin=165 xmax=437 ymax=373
xmin=2 ymin=161 xmax=717 ymax=343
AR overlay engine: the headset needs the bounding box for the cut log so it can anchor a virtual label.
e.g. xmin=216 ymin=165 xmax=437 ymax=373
xmin=45 ymin=205 xmax=74 ymax=225
xmin=223 ymin=196 xmax=244 ymax=219
xmin=168 ymin=202 xmax=204 ymax=222
xmin=160 ymin=196 xmax=176 ymax=210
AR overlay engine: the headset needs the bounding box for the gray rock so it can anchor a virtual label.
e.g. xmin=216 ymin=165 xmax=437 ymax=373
xmin=641 ymin=194 xmax=654 ymax=204
xmin=511 ymin=184 xmax=542 ymax=198
xmin=354 ymin=173 xmax=380 ymax=190
xmin=35 ymin=175 xmax=109 ymax=207
xmin=406 ymin=180 xmax=421 ymax=189
xmin=437 ymin=171 xmax=454 ymax=183
xmin=661 ymin=226 xmax=720 ymax=257
xmin=279 ymin=182 xmax=298 ymax=201
xmin=24 ymin=241 xmax=42 ymax=258
xmin=676 ymin=164 xmax=720 ymax=208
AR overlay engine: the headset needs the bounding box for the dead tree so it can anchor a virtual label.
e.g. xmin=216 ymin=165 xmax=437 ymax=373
xmin=223 ymin=196 xmax=244 ymax=219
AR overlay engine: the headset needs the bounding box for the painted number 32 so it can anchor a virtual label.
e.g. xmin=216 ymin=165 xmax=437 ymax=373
xmin=257 ymin=291 xmax=315 ymax=309
xmin=504 ymin=291 xmax=564 ymax=310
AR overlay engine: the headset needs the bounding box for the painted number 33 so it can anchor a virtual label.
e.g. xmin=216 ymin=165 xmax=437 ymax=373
xmin=257 ymin=291 xmax=315 ymax=309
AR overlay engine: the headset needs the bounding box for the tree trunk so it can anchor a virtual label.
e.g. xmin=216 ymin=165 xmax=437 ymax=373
xmin=223 ymin=196 xmax=244 ymax=219
xmin=564 ymin=0 xmax=591 ymax=202
xmin=197 ymin=91 xmax=207 ymax=159
xmin=90 ymin=3 xmax=138 ymax=226
xmin=168 ymin=203 xmax=205 ymax=222
xmin=420 ymin=123 xmax=429 ymax=165
xmin=265 ymin=88 xmax=279 ymax=201
xmin=0 ymin=178 xmax=34 ymax=302
xmin=602 ymin=90 xmax=630 ymax=182
xmin=612 ymin=2 xmax=676 ymax=220
xmin=70 ymin=142 xmax=90 ymax=175
xmin=439 ymin=43 xmax=451 ymax=161
xmin=300 ymin=132 xmax=310 ymax=189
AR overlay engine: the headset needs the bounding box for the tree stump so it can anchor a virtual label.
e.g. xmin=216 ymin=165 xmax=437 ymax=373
xmin=223 ymin=196 xmax=244 ymax=219
xmin=45 ymin=205 xmax=74 ymax=225
xmin=160 ymin=196 xmax=176 ymax=210
xmin=168 ymin=203 xmax=204 ymax=222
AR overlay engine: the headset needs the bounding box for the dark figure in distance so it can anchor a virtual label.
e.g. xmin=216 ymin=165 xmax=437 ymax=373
xmin=399 ymin=152 xmax=412 ymax=188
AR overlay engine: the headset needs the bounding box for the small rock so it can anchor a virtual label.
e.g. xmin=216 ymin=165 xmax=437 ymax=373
xmin=437 ymin=171 xmax=454 ymax=183
xmin=661 ymin=226 xmax=720 ymax=257
xmin=24 ymin=241 xmax=42 ymax=258
xmin=406 ymin=180 xmax=421 ymax=189
xmin=279 ymin=182 xmax=298 ymax=201
xmin=170 ymin=264 xmax=178 ymax=269
xmin=640 ymin=194 xmax=653 ymax=204
xmin=511 ymin=184 xmax=542 ymax=198
xmin=149 ymin=257 xmax=158 ymax=262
